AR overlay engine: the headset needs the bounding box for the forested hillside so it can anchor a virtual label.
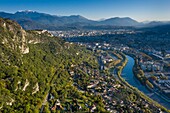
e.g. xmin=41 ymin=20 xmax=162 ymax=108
xmin=0 ymin=18 xmax=105 ymax=112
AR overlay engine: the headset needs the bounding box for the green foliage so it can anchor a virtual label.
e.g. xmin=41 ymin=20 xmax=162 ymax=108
xmin=0 ymin=18 xmax=105 ymax=112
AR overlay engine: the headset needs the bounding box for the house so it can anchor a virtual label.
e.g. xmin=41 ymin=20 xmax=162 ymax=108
xmin=90 ymin=104 xmax=97 ymax=112
xmin=51 ymin=99 xmax=63 ymax=111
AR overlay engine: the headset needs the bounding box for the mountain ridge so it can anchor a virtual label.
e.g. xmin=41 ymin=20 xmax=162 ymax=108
xmin=0 ymin=11 xmax=140 ymax=30
xmin=0 ymin=11 xmax=170 ymax=30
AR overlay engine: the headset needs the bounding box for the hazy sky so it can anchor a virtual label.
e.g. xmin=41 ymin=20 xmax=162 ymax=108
xmin=0 ymin=0 xmax=169 ymax=22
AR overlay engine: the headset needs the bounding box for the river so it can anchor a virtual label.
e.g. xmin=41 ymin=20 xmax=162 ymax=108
xmin=121 ymin=55 xmax=170 ymax=109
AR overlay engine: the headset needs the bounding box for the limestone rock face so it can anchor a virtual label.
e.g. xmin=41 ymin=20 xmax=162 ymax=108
xmin=0 ymin=18 xmax=29 ymax=54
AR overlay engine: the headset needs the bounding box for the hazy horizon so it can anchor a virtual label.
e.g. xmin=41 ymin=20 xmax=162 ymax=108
xmin=0 ymin=0 xmax=169 ymax=22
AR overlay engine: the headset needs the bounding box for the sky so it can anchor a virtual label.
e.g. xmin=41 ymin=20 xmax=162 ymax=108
xmin=0 ymin=0 xmax=169 ymax=22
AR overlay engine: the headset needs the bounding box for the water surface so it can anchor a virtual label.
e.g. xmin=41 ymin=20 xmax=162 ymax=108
xmin=122 ymin=55 xmax=170 ymax=109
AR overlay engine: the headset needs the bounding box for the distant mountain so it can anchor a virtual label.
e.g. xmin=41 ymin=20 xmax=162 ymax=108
xmin=0 ymin=11 xmax=140 ymax=30
xmin=0 ymin=10 xmax=169 ymax=30
xmin=137 ymin=21 xmax=170 ymax=28
xmin=0 ymin=11 xmax=97 ymax=30
xmin=99 ymin=17 xmax=140 ymax=26
xmin=144 ymin=21 xmax=170 ymax=27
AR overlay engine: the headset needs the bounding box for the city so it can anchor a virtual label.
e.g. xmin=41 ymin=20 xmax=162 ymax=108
xmin=1 ymin=0 xmax=170 ymax=112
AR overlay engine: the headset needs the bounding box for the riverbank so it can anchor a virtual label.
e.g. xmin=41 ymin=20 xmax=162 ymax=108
xmin=127 ymin=53 xmax=170 ymax=104
xmin=112 ymin=52 xmax=170 ymax=112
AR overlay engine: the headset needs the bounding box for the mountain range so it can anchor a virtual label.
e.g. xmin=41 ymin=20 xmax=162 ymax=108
xmin=0 ymin=10 xmax=170 ymax=30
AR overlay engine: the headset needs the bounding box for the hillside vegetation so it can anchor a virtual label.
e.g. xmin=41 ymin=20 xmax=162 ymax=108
xmin=0 ymin=18 xmax=105 ymax=112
